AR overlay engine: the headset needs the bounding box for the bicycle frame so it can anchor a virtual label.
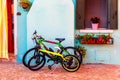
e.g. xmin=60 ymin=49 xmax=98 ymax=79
xmin=32 ymin=31 xmax=74 ymax=61
xmin=38 ymin=39 xmax=62 ymax=49
xmin=39 ymin=49 xmax=66 ymax=61
xmin=37 ymin=38 xmax=70 ymax=55
xmin=37 ymin=38 xmax=68 ymax=60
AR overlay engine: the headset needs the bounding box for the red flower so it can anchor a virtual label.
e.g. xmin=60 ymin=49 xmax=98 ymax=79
xmin=22 ymin=3 xmax=29 ymax=9
xmin=91 ymin=17 xmax=100 ymax=23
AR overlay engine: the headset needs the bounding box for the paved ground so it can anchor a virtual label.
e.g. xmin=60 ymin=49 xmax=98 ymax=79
xmin=0 ymin=61 xmax=120 ymax=80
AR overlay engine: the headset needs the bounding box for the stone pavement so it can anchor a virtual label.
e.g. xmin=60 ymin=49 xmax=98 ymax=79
xmin=0 ymin=62 xmax=120 ymax=80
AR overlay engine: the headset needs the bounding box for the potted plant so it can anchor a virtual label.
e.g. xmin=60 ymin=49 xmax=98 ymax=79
xmin=76 ymin=34 xmax=95 ymax=44
xmin=90 ymin=17 xmax=100 ymax=30
xmin=77 ymin=46 xmax=87 ymax=58
xmin=18 ymin=0 xmax=32 ymax=11
xmin=97 ymin=34 xmax=113 ymax=44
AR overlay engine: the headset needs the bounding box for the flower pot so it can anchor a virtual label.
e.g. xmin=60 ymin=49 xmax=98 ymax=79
xmin=92 ymin=23 xmax=99 ymax=30
xmin=22 ymin=3 xmax=29 ymax=9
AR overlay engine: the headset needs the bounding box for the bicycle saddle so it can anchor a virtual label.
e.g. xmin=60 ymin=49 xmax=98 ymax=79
xmin=55 ymin=38 xmax=65 ymax=42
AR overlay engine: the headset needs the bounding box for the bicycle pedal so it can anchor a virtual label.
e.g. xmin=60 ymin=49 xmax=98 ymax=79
xmin=48 ymin=65 xmax=52 ymax=70
xmin=54 ymin=61 xmax=58 ymax=64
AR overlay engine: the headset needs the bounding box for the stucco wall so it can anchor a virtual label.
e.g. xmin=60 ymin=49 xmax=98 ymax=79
xmin=27 ymin=0 xmax=74 ymax=49
xmin=16 ymin=5 xmax=27 ymax=63
xmin=75 ymin=0 xmax=120 ymax=64
xmin=16 ymin=0 xmax=34 ymax=63
xmin=17 ymin=0 xmax=120 ymax=64
xmin=17 ymin=0 xmax=75 ymax=62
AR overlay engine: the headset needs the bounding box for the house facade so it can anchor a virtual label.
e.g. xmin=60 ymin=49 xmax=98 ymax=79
xmin=16 ymin=0 xmax=120 ymax=65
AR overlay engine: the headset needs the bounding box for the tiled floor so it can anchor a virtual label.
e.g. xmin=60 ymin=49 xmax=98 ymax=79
xmin=0 ymin=53 xmax=16 ymax=62
xmin=0 ymin=53 xmax=120 ymax=80
xmin=0 ymin=61 xmax=120 ymax=80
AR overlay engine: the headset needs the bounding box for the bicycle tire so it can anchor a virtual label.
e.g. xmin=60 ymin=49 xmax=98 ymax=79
xmin=60 ymin=47 xmax=82 ymax=64
xmin=61 ymin=55 xmax=80 ymax=72
xmin=22 ymin=47 xmax=41 ymax=67
xmin=27 ymin=54 xmax=46 ymax=71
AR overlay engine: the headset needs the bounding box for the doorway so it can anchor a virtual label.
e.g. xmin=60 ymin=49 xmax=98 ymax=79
xmin=7 ymin=0 xmax=15 ymax=61
xmin=7 ymin=0 xmax=14 ymax=53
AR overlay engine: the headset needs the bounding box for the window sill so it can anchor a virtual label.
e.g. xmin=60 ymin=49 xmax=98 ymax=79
xmin=80 ymin=29 xmax=113 ymax=33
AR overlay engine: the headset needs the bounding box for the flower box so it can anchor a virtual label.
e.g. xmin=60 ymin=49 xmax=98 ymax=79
xmin=76 ymin=34 xmax=113 ymax=44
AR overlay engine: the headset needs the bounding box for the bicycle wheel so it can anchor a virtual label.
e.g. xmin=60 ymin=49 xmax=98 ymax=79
xmin=61 ymin=47 xmax=82 ymax=64
xmin=28 ymin=54 xmax=46 ymax=71
xmin=22 ymin=47 xmax=41 ymax=67
xmin=62 ymin=55 xmax=80 ymax=72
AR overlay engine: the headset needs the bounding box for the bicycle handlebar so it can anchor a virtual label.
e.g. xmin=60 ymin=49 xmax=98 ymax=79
xmin=32 ymin=30 xmax=44 ymax=44
xmin=32 ymin=30 xmax=43 ymax=39
xmin=33 ymin=30 xmax=37 ymax=35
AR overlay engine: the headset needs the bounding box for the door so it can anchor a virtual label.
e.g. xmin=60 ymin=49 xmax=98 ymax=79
xmin=7 ymin=0 xmax=14 ymax=53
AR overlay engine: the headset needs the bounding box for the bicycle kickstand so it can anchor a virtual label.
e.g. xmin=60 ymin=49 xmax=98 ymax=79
xmin=48 ymin=64 xmax=54 ymax=70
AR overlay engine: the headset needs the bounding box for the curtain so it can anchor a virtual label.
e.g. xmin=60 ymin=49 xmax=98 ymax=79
xmin=0 ymin=0 xmax=8 ymax=58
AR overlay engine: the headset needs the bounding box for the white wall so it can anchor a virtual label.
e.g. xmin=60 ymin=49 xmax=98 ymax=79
xmin=27 ymin=0 xmax=74 ymax=50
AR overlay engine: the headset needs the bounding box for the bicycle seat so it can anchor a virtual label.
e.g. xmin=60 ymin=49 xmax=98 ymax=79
xmin=55 ymin=38 xmax=65 ymax=43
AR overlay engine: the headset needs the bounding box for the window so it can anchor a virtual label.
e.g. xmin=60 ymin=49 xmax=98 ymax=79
xmin=76 ymin=0 xmax=118 ymax=29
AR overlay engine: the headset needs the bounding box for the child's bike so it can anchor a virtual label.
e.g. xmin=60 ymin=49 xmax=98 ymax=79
xmin=28 ymin=49 xmax=80 ymax=72
xmin=22 ymin=31 xmax=82 ymax=72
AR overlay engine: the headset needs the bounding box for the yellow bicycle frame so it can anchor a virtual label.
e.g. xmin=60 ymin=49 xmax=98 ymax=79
xmin=39 ymin=49 xmax=66 ymax=61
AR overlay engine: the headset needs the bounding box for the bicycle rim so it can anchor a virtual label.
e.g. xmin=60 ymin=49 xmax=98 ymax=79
xmin=62 ymin=55 xmax=80 ymax=72
xmin=61 ymin=47 xmax=82 ymax=64
xmin=22 ymin=48 xmax=40 ymax=67
xmin=28 ymin=54 xmax=46 ymax=71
